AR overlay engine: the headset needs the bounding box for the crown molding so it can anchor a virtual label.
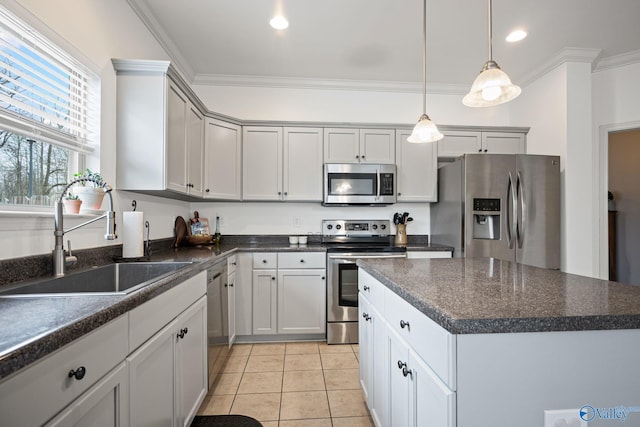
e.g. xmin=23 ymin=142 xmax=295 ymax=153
xmin=519 ymin=47 xmax=602 ymax=88
xmin=126 ymin=0 xmax=194 ymax=81
xmin=192 ymin=73 xmax=468 ymax=95
xmin=594 ymin=49 xmax=640 ymax=72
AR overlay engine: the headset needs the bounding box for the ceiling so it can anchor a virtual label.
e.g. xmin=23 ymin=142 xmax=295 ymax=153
xmin=127 ymin=0 xmax=640 ymax=92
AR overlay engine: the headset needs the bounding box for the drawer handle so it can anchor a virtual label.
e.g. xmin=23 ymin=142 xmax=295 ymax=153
xmin=363 ymin=285 xmax=370 ymax=291
xmin=400 ymin=320 xmax=410 ymax=330
xmin=68 ymin=366 xmax=86 ymax=381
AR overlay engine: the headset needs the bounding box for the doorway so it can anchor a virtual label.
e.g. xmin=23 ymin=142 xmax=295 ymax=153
xmin=608 ymin=129 xmax=640 ymax=285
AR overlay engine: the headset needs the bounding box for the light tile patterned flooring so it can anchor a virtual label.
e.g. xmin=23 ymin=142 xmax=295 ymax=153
xmin=197 ymin=342 xmax=374 ymax=426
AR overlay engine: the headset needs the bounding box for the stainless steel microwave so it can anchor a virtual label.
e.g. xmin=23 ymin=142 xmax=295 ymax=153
xmin=323 ymin=163 xmax=396 ymax=205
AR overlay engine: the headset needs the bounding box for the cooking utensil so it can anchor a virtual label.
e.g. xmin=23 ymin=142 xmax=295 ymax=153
xmin=402 ymin=212 xmax=409 ymax=224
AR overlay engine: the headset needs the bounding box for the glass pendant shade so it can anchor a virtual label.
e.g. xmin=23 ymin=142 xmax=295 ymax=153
xmin=463 ymin=60 xmax=521 ymax=107
xmin=407 ymin=114 xmax=443 ymax=143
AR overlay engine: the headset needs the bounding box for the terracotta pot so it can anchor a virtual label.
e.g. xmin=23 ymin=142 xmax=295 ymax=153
xmin=74 ymin=186 xmax=105 ymax=210
xmin=62 ymin=199 xmax=83 ymax=214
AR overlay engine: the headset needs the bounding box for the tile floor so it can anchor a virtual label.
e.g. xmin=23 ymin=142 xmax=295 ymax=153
xmin=197 ymin=342 xmax=374 ymax=426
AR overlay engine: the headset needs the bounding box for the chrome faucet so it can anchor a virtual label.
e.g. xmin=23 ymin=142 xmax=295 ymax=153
xmin=53 ymin=177 xmax=117 ymax=277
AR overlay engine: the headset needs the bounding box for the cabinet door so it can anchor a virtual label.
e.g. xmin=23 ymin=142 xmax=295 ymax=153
xmin=283 ymin=127 xmax=323 ymax=201
xmin=252 ymin=269 xmax=278 ymax=334
xmin=360 ymin=129 xmax=395 ymax=164
xmin=243 ymin=126 xmax=283 ymax=200
xmin=203 ymin=118 xmax=242 ymax=200
xmin=387 ymin=326 xmax=411 ymax=427
xmin=410 ymin=349 xmax=456 ymax=427
xmin=438 ymin=131 xmax=482 ymax=158
xmin=482 ymin=132 xmax=525 ymax=154
xmin=166 ymin=81 xmax=188 ymax=193
xmin=358 ymin=294 xmax=372 ymax=403
xmin=128 ymin=321 xmax=175 ymax=427
xmin=395 ymin=129 xmax=438 ymax=202
xmin=277 ymin=269 xmax=326 ymax=334
xmin=186 ymin=103 xmax=204 ymax=197
xmin=45 ymin=362 xmax=128 ymax=427
xmin=370 ymin=303 xmax=389 ymax=427
xmin=323 ymin=128 xmax=360 ymax=163
xmin=228 ymin=270 xmax=237 ymax=346
xmin=176 ymin=298 xmax=208 ymax=427
xmin=235 ymin=253 xmax=253 ymax=336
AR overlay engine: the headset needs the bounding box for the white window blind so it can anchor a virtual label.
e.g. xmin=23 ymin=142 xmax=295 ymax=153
xmin=0 ymin=6 xmax=97 ymax=153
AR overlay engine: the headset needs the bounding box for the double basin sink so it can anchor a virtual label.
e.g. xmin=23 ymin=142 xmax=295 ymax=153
xmin=0 ymin=262 xmax=192 ymax=297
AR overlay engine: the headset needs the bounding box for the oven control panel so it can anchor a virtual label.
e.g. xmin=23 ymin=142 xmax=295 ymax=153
xmin=322 ymin=220 xmax=390 ymax=237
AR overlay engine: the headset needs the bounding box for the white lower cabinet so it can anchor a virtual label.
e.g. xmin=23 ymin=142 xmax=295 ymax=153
xmin=250 ymin=252 xmax=326 ymax=337
xmin=46 ymin=362 xmax=129 ymax=427
xmin=359 ymin=270 xmax=455 ymax=427
xmin=129 ymin=296 xmax=207 ymax=427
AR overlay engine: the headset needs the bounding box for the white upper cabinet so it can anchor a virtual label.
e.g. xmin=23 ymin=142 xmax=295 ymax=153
xmin=113 ymin=59 xmax=205 ymax=199
xmin=395 ymin=129 xmax=438 ymax=202
xmin=438 ymin=130 xmax=525 ymax=158
xmin=242 ymin=126 xmax=284 ymax=201
xmin=204 ymin=118 xmax=242 ymax=200
xmin=324 ymin=128 xmax=395 ymax=164
xmin=243 ymin=126 xmax=323 ymax=201
xmin=283 ymin=127 xmax=323 ymax=201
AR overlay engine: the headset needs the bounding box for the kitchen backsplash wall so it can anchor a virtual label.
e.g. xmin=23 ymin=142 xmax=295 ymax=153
xmin=190 ymin=202 xmax=430 ymax=237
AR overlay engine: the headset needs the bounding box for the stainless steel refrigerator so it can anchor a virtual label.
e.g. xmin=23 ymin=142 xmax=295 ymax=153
xmin=431 ymin=154 xmax=560 ymax=269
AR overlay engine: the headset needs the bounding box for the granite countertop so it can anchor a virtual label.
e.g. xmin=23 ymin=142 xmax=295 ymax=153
xmin=357 ymin=257 xmax=640 ymax=335
xmin=0 ymin=239 xmax=452 ymax=380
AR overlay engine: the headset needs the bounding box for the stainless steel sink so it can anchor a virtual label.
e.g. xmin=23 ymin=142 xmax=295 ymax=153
xmin=0 ymin=262 xmax=192 ymax=297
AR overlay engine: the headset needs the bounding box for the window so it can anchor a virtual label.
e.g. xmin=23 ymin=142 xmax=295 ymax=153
xmin=0 ymin=5 xmax=98 ymax=208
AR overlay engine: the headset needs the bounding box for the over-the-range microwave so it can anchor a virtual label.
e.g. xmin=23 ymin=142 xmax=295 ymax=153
xmin=323 ymin=163 xmax=396 ymax=206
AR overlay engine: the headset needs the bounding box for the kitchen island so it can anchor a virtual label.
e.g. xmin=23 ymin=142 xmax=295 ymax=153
xmin=356 ymin=257 xmax=640 ymax=427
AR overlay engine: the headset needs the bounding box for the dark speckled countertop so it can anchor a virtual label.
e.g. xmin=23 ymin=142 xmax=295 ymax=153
xmin=0 ymin=239 xmax=451 ymax=380
xmin=357 ymin=257 xmax=640 ymax=334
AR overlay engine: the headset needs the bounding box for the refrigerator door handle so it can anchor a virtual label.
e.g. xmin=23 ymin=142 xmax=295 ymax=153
xmin=506 ymin=172 xmax=515 ymax=249
xmin=517 ymin=171 xmax=526 ymax=249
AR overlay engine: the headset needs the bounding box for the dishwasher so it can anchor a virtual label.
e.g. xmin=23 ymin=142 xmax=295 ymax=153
xmin=206 ymin=259 xmax=230 ymax=389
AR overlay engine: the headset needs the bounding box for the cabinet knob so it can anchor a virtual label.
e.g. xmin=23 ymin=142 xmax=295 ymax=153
xmin=321 ymin=276 xmax=325 ymax=280
xmin=398 ymin=192 xmax=402 ymax=196
xmin=232 ymin=262 xmax=237 ymax=266
xmin=229 ymin=282 xmax=234 ymax=287
xmin=402 ymin=367 xmax=413 ymax=378
xmin=400 ymin=319 xmax=410 ymax=329
xmin=263 ymin=260 xmax=268 ymax=264
xmin=68 ymin=366 xmax=86 ymax=380
xmin=284 ymin=192 xmax=288 ymax=196
xmin=206 ymin=189 xmax=210 ymax=193
xmin=362 ymin=313 xmax=371 ymax=321
xmin=177 ymin=327 xmax=189 ymax=339
xmin=224 ymin=283 xmax=228 ymax=288
xmin=397 ymin=360 xmax=407 ymax=370
xmin=278 ymin=191 xmax=282 ymax=195
xmin=478 ymin=149 xmax=482 ymax=152
xmin=363 ymin=285 xmax=370 ymax=292
xmin=300 ymin=259 xmax=305 ymax=263
xmin=484 ymin=149 xmax=488 ymax=152
xmin=271 ymin=277 xmax=276 ymax=280
xmin=355 ymin=155 xmax=360 ymax=159
xmin=361 ymin=155 xmax=365 ymax=160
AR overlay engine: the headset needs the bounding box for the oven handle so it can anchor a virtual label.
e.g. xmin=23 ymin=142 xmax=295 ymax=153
xmin=328 ymin=254 xmax=407 ymax=260
xmin=376 ymin=168 xmax=381 ymax=200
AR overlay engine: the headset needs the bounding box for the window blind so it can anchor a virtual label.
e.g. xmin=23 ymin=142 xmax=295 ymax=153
xmin=0 ymin=6 xmax=97 ymax=153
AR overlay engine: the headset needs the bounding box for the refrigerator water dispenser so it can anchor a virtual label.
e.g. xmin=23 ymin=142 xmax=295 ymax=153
xmin=472 ymin=198 xmax=500 ymax=240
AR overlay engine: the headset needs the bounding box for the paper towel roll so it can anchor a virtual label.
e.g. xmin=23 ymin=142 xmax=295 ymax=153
xmin=123 ymin=211 xmax=144 ymax=258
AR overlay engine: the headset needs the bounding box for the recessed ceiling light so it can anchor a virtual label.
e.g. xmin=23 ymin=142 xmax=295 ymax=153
xmin=270 ymin=16 xmax=289 ymax=30
xmin=506 ymin=29 xmax=527 ymax=43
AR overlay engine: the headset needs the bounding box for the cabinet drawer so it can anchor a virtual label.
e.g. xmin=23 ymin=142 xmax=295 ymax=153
xmin=253 ymin=253 xmax=277 ymax=269
xmin=227 ymin=254 xmax=237 ymax=274
xmin=278 ymin=252 xmax=326 ymax=269
xmin=358 ymin=270 xmax=385 ymax=309
xmin=0 ymin=315 xmax=128 ymax=427
xmin=385 ymin=288 xmax=456 ymax=390
xmin=130 ymin=271 xmax=206 ymax=351
xmin=406 ymin=251 xmax=452 ymax=259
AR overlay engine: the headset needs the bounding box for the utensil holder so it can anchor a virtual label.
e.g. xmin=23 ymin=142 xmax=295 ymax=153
xmin=395 ymin=224 xmax=407 ymax=246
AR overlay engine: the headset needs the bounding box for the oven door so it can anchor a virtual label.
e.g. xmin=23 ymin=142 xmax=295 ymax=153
xmin=327 ymin=253 xmax=407 ymax=322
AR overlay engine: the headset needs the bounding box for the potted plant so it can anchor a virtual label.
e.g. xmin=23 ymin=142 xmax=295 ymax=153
xmin=62 ymin=192 xmax=82 ymax=214
xmin=73 ymin=168 xmax=105 ymax=210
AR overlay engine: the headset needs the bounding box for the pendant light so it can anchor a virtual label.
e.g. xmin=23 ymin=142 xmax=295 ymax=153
xmin=407 ymin=0 xmax=443 ymax=143
xmin=462 ymin=0 xmax=521 ymax=107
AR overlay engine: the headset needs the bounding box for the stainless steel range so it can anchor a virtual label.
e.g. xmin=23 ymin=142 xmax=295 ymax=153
xmin=324 ymin=219 xmax=407 ymax=344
